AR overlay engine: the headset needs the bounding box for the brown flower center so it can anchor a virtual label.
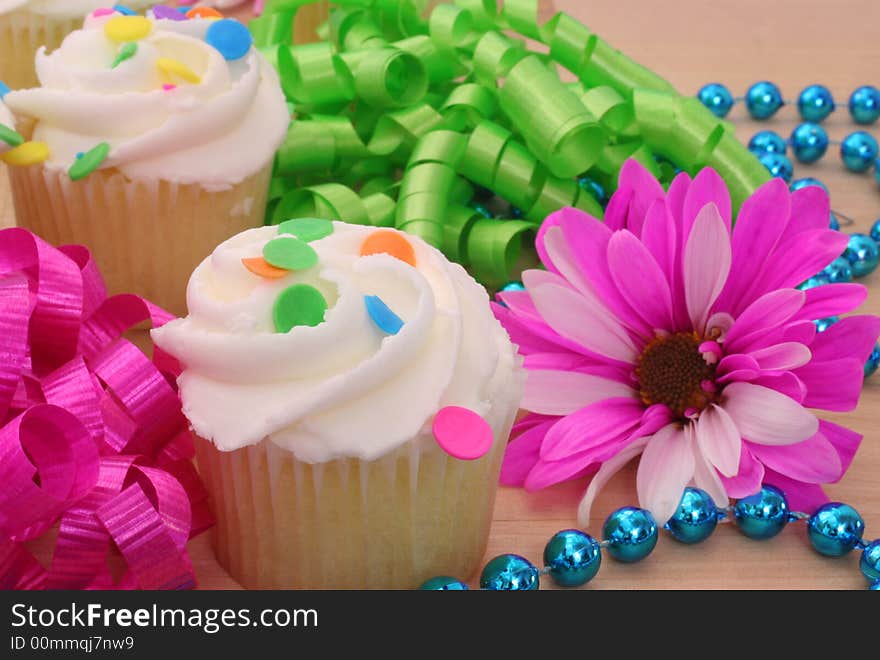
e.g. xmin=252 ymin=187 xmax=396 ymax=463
xmin=636 ymin=332 xmax=716 ymax=418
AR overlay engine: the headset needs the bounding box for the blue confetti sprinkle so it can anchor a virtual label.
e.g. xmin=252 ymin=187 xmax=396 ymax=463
xmin=0 ymin=81 xmax=9 ymax=99
xmin=364 ymin=295 xmax=404 ymax=335
xmin=205 ymin=19 xmax=253 ymax=61
xmin=112 ymin=4 xmax=137 ymax=16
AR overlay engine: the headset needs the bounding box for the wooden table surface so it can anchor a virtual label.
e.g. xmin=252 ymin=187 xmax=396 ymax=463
xmin=3 ymin=0 xmax=879 ymax=590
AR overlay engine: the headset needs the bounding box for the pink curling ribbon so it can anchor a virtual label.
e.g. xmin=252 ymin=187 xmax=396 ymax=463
xmin=0 ymin=228 xmax=212 ymax=590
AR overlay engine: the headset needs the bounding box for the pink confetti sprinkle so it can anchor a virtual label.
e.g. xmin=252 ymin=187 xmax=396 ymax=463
xmin=432 ymin=406 xmax=494 ymax=460
xmin=162 ymin=84 xmax=177 ymax=91
xmin=92 ymin=8 xmax=116 ymax=17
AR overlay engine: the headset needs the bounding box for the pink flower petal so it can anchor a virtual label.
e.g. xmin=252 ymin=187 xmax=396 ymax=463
xmin=640 ymin=199 xmax=677 ymax=284
xmin=616 ymin=159 xmax=666 ymax=236
xmin=762 ymin=468 xmax=828 ymax=513
xmin=714 ymin=177 xmax=790 ymax=315
xmin=526 ymin=274 xmax=639 ymax=363
xmin=719 ymin=446 xmax=765 ymax=498
xmin=722 ymin=382 xmax=818 ymax=445
xmin=809 ymin=315 xmax=880 ymax=363
xmin=749 ymin=371 xmax=807 ymax=403
xmin=535 ymin=207 xmax=570 ymax=278
xmin=794 ymin=283 xmax=868 ymax=322
xmin=747 ymin=342 xmax=812 ymax=371
xmin=695 ymin=404 xmax=741 ymax=477
xmin=819 ymin=420 xmax=861 ymax=480
xmin=540 ymin=398 xmax=644 ymax=461
xmin=788 ymin=185 xmax=831 ymax=233
xmin=682 ymin=168 xmax=732 ymax=241
xmin=522 ymin=369 xmax=635 ymax=416
xmin=542 ymin=224 xmax=596 ymax=299
xmin=491 ymin=301 xmax=585 ymax=356
xmin=747 ymin=431 xmax=842 ymax=484
xmin=636 ymin=424 xmax=696 ymax=524
xmin=717 ymin=354 xmax=760 ymax=383
xmin=500 ymin=419 xmax=555 ymax=486
xmin=607 ymin=230 xmax=674 ymax=330
xmin=723 ymin=289 xmax=805 ymax=352
xmin=763 ymin=229 xmax=850 ymax=292
xmin=683 ymin=203 xmax=731 ymax=332
xmin=665 ymin=171 xmax=692 ymax=224
xmin=794 ymin=358 xmax=865 ymax=412
xmin=525 ymin=453 xmax=599 ymax=491
xmin=603 ymin=186 xmax=632 ymax=231
xmin=576 ymin=437 xmax=648 ymax=527
xmin=692 ymin=441 xmax=729 ymax=507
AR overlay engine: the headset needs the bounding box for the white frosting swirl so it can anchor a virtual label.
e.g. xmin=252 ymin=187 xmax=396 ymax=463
xmin=0 ymin=1 xmax=151 ymax=19
xmin=152 ymin=222 xmax=522 ymax=463
xmin=4 ymin=15 xmax=289 ymax=189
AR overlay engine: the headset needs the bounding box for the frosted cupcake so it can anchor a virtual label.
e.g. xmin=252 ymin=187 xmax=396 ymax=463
xmin=0 ymin=1 xmax=152 ymax=89
xmin=3 ymin=10 xmax=290 ymax=315
xmin=152 ymin=221 xmax=524 ymax=589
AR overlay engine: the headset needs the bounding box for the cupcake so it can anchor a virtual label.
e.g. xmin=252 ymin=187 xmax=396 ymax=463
xmin=3 ymin=9 xmax=290 ymax=316
xmin=152 ymin=221 xmax=524 ymax=589
xmin=0 ymin=1 xmax=152 ymax=89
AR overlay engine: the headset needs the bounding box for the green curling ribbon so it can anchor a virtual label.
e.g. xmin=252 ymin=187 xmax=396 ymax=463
xmin=257 ymin=0 xmax=770 ymax=289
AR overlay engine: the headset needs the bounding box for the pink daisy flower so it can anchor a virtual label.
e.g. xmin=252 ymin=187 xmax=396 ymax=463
xmin=494 ymin=159 xmax=880 ymax=526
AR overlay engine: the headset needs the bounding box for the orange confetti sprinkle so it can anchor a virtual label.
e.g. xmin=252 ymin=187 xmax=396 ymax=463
xmin=186 ymin=7 xmax=223 ymax=19
xmin=359 ymin=230 xmax=417 ymax=267
xmin=242 ymin=256 xmax=289 ymax=279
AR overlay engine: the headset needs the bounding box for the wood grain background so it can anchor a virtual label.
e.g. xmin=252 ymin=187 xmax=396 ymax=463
xmin=3 ymin=0 xmax=879 ymax=589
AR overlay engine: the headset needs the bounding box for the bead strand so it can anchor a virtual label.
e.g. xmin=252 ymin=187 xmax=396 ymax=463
xmin=419 ymin=486 xmax=880 ymax=590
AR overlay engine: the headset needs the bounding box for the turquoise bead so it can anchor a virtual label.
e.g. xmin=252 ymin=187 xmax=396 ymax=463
xmin=865 ymin=343 xmax=880 ymax=378
xmin=813 ymin=316 xmax=839 ymax=333
xmin=849 ymin=85 xmax=880 ymax=124
xmin=821 ymin=256 xmax=854 ymax=283
xmin=746 ymin=81 xmax=784 ymax=119
xmin=829 ymin=213 xmax=840 ymax=231
xmin=807 ymin=503 xmax=865 ymax=557
xmin=789 ymin=176 xmax=828 ymax=194
xmin=861 ymin=540 xmax=880 ymax=582
xmin=602 ymin=507 xmax=658 ymax=562
xmin=698 ymin=83 xmax=734 ymax=118
xmin=875 ymin=158 xmax=880 ymax=186
xmin=870 ymin=219 xmax=880 ymax=243
xmin=843 ymin=233 xmax=879 ymax=277
xmin=501 ymin=281 xmax=525 ymax=292
xmin=797 ymin=84 xmax=835 ymax=122
xmin=543 ymin=529 xmax=602 ymax=587
xmin=734 ymin=485 xmax=789 ymax=540
xmin=870 ymin=581 xmax=880 ymax=590
xmin=758 ymin=153 xmax=793 ymax=183
xmin=749 ymin=130 xmax=787 ymax=156
xmin=578 ymin=176 xmax=607 ymax=205
xmin=418 ymin=576 xmax=469 ymax=590
xmin=480 ymin=554 xmax=540 ymax=590
xmin=665 ymin=487 xmax=718 ymax=544
xmin=841 ymin=131 xmax=879 ymax=172
xmin=797 ymin=273 xmax=831 ymax=290
xmin=790 ymin=123 xmax=829 ymax=163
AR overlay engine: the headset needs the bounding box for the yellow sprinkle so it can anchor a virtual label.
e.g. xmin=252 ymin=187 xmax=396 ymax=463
xmin=1 ymin=141 xmax=50 ymax=166
xmin=156 ymin=57 xmax=201 ymax=85
xmin=104 ymin=16 xmax=152 ymax=43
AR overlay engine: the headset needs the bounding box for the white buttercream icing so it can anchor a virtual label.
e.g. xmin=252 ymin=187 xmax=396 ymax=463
xmin=4 ymin=15 xmax=290 ymax=189
xmin=152 ymin=222 xmax=522 ymax=463
xmin=0 ymin=1 xmax=151 ymax=19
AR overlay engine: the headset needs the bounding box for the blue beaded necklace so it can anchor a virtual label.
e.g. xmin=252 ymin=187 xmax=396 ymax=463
xmin=420 ymin=486 xmax=880 ymax=590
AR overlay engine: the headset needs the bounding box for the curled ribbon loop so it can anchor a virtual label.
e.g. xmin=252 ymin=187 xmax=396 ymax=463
xmin=259 ymin=0 xmax=769 ymax=288
xmin=0 ymin=228 xmax=211 ymax=590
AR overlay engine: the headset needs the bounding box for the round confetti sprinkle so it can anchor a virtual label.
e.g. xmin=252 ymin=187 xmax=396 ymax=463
xmin=263 ymin=236 xmax=318 ymax=271
xmin=111 ymin=42 xmax=138 ymax=68
xmin=278 ymin=217 xmax=334 ymax=242
xmin=432 ymin=406 xmax=494 ymax=461
xmin=112 ymin=4 xmax=137 ymax=16
xmin=156 ymin=58 xmax=201 ymax=84
xmin=162 ymin=84 xmax=177 ymax=92
xmin=0 ymin=124 xmax=24 ymax=148
xmin=104 ymin=16 xmax=152 ymax=43
xmin=1 ymin=141 xmax=49 ymax=166
xmin=0 ymin=81 xmax=9 ymax=98
xmin=68 ymin=143 xmax=110 ymax=181
xmin=186 ymin=7 xmax=223 ymax=19
xmin=151 ymin=5 xmax=187 ymax=21
xmin=241 ymin=256 xmax=289 ymax=279
xmin=273 ymin=284 xmax=328 ymax=333
xmin=359 ymin=230 xmax=416 ymax=266
xmin=205 ymin=19 xmax=253 ymax=61
xmin=364 ymin=295 xmax=404 ymax=335
xmin=92 ymin=8 xmax=115 ymax=18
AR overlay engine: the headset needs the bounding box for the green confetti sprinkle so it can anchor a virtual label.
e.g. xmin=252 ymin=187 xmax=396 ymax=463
xmin=112 ymin=42 xmax=138 ymax=69
xmin=278 ymin=217 xmax=334 ymax=242
xmin=273 ymin=284 xmax=328 ymax=333
xmin=0 ymin=123 xmax=23 ymax=148
xmin=263 ymin=236 xmax=318 ymax=271
xmin=68 ymin=142 xmax=110 ymax=181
